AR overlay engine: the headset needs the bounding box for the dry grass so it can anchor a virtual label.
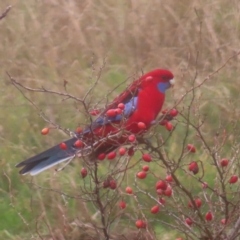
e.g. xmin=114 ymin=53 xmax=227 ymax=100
xmin=1 ymin=0 xmax=240 ymax=239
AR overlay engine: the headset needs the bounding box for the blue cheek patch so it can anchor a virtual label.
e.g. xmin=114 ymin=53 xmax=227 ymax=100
xmin=157 ymin=82 xmax=170 ymax=93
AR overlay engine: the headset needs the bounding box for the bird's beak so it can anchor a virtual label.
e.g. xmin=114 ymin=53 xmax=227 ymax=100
xmin=169 ymin=78 xmax=175 ymax=87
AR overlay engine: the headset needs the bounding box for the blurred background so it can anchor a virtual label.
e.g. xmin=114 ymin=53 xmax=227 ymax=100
xmin=0 ymin=0 xmax=240 ymax=239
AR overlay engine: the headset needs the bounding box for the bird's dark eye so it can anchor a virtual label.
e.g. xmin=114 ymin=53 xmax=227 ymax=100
xmin=162 ymin=76 xmax=168 ymax=81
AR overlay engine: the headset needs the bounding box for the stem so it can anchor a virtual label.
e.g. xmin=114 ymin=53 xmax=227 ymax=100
xmin=93 ymin=162 xmax=110 ymax=240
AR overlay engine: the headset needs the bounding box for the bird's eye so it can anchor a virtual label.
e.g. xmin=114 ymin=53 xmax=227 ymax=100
xmin=162 ymin=76 xmax=168 ymax=81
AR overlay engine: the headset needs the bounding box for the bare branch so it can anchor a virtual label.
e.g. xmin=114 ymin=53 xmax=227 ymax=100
xmin=0 ymin=5 xmax=11 ymax=20
xmin=227 ymin=217 xmax=240 ymax=240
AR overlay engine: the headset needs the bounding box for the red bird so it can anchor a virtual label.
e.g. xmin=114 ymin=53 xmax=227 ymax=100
xmin=16 ymin=69 xmax=174 ymax=175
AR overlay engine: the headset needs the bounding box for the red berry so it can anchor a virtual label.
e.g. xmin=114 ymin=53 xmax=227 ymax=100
xmin=135 ymin=220 xmax=146 ymax=229
xmin=163 ymin=186 xmax=172 ymax=197
xmin=142 ymin=165 xmax=149 ymax=172
xmin=166 ymin=175 xmax=173 ymax=182
xmin=189 ymin=161 xmax=199 ymax=174
xmin=41 ymin=127 xmax=49 ymax=135
xmin=205 ymin=211 xmax=213 ymax=221
xmin=221 ymin=219 xmax=226 ymax=225
xmin=118 ymin=103 xmax=125 ymax=110
xmin=126 ymin=187 xmax=133 ymax=194
xmin=162 ymin=109 xmax=168 ymax=114
xmin=151 ymin=205 xmax=160 ymax=214
xmin=128 ymin=147 xmax=135 ymax=156
xmin=187 ymin=144 xmax=196 ymax=153
xmin=76 ymin=127 xmax=82 ymax=134
xmin=90 ymin=109 xmax=100 ymax=116
xmin=106 ymin=109 xmax=117 ymax=117
xmin=229 ymin=175 xmax=238 ymax=184
xmin=170 ymin=109 xmax=178 ymax=117
xmin=185 ymin=218 xmax=193 ymax=226
xmin=156 ymin=189 xmax=164 ymax=195
xmin=156 ymin=180 xmax=168 ymax=191
xmin=98 ymin=153 xmax=106 ymax=161
xmin=119 ymin=201 xmax=126 ymax=209
xmin=128 ymin=134 xmax=136 ymax=142
xmin=220 ymin=158 xmax=229 ymax=167
xmin=107 ymin=151 xmax=116 ymax=160
xmin=103 ymin=180 xmax=110 ymax=188
xmin=188 ymin=199 xmax=201 ymax=208
xmin=115 ymin=108 xmax=122 ymax=114
xmin=135 ymin=220 xmax=143 ymax=229
xmin=159 ymin=119 xmax=168 ymax=126
xmin=119 ymin=147 xmax=126 ymax=156
xmin=142 ymin=153 xmax=152 ymax=162
xmin=60 ymin=142 xmax=67 ymax=150
xmin=221 ymin=218 xmax=229 ymax=225
xmin=202 ymin=182 xmax=208 ymax=189
xmin=137 ymin=171 xmax=147 ymax=179
xmin=74 ymin=140 xmax=83 ymax=148
xmin=81 ymin=168 xmax=87 ymax=178
xmin=138 ymin=122 xmax=146 ymax=129
xmin=165 ymin=121 xmax=173 ymax=131
xmin=159 ymin=198 xmax=166 ymax=205
xmin=195 ymin=198 xmax=202 ymax=208
xmin=109 ymin=180 xmax=117 ymax=189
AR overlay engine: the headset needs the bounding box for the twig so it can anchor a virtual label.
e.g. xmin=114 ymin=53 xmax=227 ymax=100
xmin=174 ymin=50 xmax=240 ymax=109
xmin=0 ymin=5 xmax=11 ymax=20
xmin=93 ymin=161 xmax=110 ymax=240
xmin=7 ymin=73 xmax=84 ymax=103
xmin=7 ymin=72 xmax=73 ymax=136
xmin=227 ymin=217 xmax=240 ymax=240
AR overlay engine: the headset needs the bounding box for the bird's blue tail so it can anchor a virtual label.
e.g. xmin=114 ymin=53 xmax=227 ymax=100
xmin=16 ymin=138 xmax=77 ymax=175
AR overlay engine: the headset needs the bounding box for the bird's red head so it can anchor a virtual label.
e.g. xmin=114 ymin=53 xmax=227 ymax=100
xmin=139 ymin=69 xmax=174 ymax=94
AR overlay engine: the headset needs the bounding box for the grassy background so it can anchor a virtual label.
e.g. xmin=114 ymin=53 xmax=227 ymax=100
xmin=1 ymin=0 xmax=240 ymax=239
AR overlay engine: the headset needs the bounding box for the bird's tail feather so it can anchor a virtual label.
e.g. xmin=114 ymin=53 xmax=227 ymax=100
xmin=16 ymin=138 xmax=77 ymax=176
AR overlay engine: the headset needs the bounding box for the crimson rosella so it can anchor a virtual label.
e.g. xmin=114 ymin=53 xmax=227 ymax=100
xmin=16 ymin=69 xmax=174 ymax=175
